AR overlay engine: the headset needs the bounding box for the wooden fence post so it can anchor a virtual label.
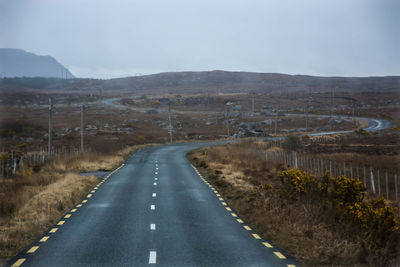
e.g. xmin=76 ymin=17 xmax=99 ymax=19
xmin=370 ymin=167 xmax=376 ymax=194
xmin=350 ymin=163 xmax=353 ymax=178
xmin=395 ymin=174 xmax=398 ymax=201
xmin=363 ymin=166 xmax=367 ymax=188
xmin=377 ymin=169 xmax=381 ymax=196
xmin=385 ymin=171 xmax=389 ymax=200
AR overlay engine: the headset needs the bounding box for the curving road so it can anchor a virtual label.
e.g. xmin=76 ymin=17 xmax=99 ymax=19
xmin=8 ymin=143 xmax=298 ymax=267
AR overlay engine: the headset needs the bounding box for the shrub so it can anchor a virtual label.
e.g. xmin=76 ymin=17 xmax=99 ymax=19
xmin=277 ymin=169 xmax=400 ymax=264
xmin=329 ymin=174 xmax=365 ymax=206
xmin=282 ymin=135 xmax=301 ymax=151
xmin=278 ymin=169 xmax=317 ymax=200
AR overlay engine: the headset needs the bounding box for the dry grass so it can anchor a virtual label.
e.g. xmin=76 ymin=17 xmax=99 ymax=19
xmin=189 ymin=139 xmax=400 ymax=266
xmin=49 ymin=144 xmax=153 ymax=173
xmin=0 ymin=144 xmax=150 ymax=265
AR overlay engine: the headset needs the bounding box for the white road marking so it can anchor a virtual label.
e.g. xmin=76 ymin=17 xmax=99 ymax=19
xmin=156 ymin=167 xmax=159 ymax=170
xmin=155 ymin=172 xmax=158 ymax=175
xmin=154 ymin=182 xmax=157 ymax=186
xmin=155 ymin=178 xmax=158 ymax=181
xmin=150 ymin=224 xmax=156 ymax=230
xmin=151 ymin=205 xmax=155 ymax=210
xmin=149 ymin=251 xmax=157 ymax=264
xmin=152 ymin=193 xmax=156 ymax=197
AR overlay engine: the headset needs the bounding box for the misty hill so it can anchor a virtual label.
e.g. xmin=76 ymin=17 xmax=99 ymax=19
xmin=102 ymin=70 xmax=400 ymax=93
xmin=0 ymin=48 xmax=75 ymax=78
xmin=1 ymin=70 xmax=399 ymax=94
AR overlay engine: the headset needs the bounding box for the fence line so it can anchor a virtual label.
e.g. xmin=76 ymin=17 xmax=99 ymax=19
xmin=263 ymin=148 xmax=400 ymax=202
xmin=0 ymin=146 xmax=84 ymax=178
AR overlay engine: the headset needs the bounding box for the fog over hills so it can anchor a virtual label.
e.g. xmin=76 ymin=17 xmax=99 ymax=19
xmin=101 ymin=70 xmax=400 ymax=93
xmin=1 ymin=69 xmax=399 ymax=94
xmin=0 ymin=48 xmax=75 ymax=78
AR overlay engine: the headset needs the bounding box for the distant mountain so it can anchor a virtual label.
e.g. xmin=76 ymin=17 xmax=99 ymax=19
xmin=0 ymin=48 xmax=75 ymax=78
xmin=1 ymin=68 xmax=399 ymax=94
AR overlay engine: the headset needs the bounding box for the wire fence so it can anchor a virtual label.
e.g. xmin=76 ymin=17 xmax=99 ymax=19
xmin=262 ymin=148 xmax=399 ymax=202
xmin=0 ymin=147 xmax=83 ymax=178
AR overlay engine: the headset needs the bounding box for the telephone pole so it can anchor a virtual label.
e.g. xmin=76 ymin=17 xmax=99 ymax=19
xmin=168 ymin=104 xmax=173 ymax=144
xmin=80 ymin=104 xmax=84 ymax=152
xmin=305 ymin=89 xmax=310 ymax=131
xmin=226 ymin=108 xmax=230 ymax=137
xmin=251 ymin=93 xmax=255 ymax=116
xmin=48 ymin=98 xmax=53 ymax=158
xmin=331 ymin=87 xmax=335 ymax=118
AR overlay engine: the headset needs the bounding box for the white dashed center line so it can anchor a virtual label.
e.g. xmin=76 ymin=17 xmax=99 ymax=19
xmin=155 ymin=178 xmax=158 ymax=181
xmin=150 ymin=224 xmax=156 ymax=230
xmin=152 ymin=193 xmax=156 ymax=197
xmin=151 ymin=205 xmax=155 ymax=210
xmin=153 ymin=182 xmax=157 ymax=186
xmin=149 ymin=251 xmax=157 ymax=264
xmin=155 ymin=172 xmax=158 ymax=175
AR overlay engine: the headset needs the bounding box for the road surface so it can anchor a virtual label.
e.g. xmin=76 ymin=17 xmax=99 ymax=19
xmin=9 ymin=143 xmax=298 ymax=267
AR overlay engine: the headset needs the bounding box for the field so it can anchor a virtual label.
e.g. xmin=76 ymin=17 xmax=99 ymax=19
xmin=0 ymin=73 xmax=399 ymax=265
xmin=189 ymin=139 xmax=400 ymax=266
xmin=0 ymin=144 xmax=151 ymax=265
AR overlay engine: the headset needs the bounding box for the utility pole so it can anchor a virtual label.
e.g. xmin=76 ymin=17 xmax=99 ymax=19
xmin=48 ymin=98 xmax=53 ymax=158
xmin=331 ymin=87 xmax=335 ymax=118
xmin=168 ymin=104 xmax=173 ymax=144
xmin=251 ymin=93 xmax=255 ymax=117
xmin=80 ymin=104 xmax=84 ymax=152
xmin=306 ymin=104 xmax=308 ymax=132
xmin=305 ymin=89 xmax=310 ymax=131
xmin=226 ymin=108 xmax=230 ymax=137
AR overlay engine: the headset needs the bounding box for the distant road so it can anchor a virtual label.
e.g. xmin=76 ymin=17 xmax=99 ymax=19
xmin=9 ymin=143 xmax=298 ymax=266
xmin=285 ymin=113 xmax=392 ymax=135
xmin=100 ymin=97 xmax=136 ymax=110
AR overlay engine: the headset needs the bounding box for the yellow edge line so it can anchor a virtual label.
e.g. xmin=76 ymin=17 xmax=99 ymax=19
xmin=263 ymin=242 xmax=273 ymax=248
xmin=27 ymin=246 xmax=39 ymax=253
xmin=252 ymin=233 xmax=261 ymax=239
xmin=11 ymin=258 xmax=25 ymax=267
xmin=191 ymin=163 xmax=285 ymax=262
xmin=40 ymin=236 xmax=50 ymax=242
xmin=273 ymin=251 xmax=287 ymax=259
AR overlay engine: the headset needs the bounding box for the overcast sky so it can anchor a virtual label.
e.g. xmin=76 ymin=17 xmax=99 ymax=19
xmin=0 ymin=0 xmax=399 ymax=78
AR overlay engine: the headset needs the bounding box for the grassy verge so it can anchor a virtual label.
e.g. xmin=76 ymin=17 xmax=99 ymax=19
xmin=188 ymin=139 xmax=400 ymax=266
xmin=0 ymin=144 xmax=152 ymax=265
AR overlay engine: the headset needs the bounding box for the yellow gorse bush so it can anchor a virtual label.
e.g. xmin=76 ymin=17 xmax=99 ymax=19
xmin=278 ymin=169 xmax=316 ymax=199
xmin=345 ymin=198 xmax=399 ymax=234
xmin=277 ymin=169 xmax=400 ymax=236
xmin=329 ymin=174 xmax=365 ymax=205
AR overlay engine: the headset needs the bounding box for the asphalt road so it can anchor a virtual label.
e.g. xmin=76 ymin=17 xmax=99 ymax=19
xmin=9 ymin=143 xmax=298 ymax=267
